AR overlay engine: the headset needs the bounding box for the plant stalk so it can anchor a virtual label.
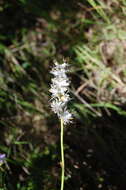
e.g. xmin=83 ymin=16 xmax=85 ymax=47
xmin=60 ymin=119 xmax=65 ymax=190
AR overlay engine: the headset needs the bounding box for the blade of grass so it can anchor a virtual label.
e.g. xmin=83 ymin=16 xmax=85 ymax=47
xmin=87 ymin=0 xmax=110 ymax=23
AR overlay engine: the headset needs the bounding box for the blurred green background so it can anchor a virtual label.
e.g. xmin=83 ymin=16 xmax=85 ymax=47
xmin=1 ymin=0 xmax=126 ymax=189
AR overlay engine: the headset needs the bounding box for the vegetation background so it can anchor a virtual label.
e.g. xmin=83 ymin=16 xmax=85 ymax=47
xmin=1 ymin=0 xmax=126 ymax=189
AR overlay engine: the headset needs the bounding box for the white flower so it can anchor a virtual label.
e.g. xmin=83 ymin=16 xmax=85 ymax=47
xmin=54 ymin=61 xmax=68 ymax=69
xmin=50 ymin=61 xmax=72 ymax=124
xmin=50 ymin=100 xmax=65 ymax=114
xmin=52 ymin=78 xmax=70 ymax=87
xmin=49 ymin=86 xmax=67 ymax=98
xmin=60 ymin=110 xmax=72 ymax=124
xmin=50 ymin=70 xmax=66 ymax=78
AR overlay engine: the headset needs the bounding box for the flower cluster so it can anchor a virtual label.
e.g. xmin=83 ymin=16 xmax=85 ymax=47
xmin=0 ymin=154 xmax=6 ymax=166
xmin=50 ymin=61 xmax=72 ymax=124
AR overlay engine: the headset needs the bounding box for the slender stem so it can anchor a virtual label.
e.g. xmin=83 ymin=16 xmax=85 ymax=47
xmin=60 ymin=119 xmax=65 ymax=190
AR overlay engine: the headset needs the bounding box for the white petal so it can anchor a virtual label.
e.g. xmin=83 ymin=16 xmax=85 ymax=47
xmin=60 ymin=110 xmax=72 ymax=124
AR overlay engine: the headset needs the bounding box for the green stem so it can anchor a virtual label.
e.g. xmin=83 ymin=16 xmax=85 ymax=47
xmin=60 ymin=119 xmax=65 ymax=190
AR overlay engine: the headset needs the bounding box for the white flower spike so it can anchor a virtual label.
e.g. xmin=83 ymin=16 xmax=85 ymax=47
xmin=50 ymin=60 xmax=72 ymax=124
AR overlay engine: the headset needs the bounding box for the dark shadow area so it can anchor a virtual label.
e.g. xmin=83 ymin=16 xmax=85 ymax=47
xmin=0 ymin=0 xmax=78 ymax=45
xmin=64 ymin=111 xmax=126 ymax=190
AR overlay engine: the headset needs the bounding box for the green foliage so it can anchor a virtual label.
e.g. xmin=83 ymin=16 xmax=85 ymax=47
xmin=0 ymin=0 xmax=126 ymax=189
xmin=87 ymin=0 xmax=110 ymax=23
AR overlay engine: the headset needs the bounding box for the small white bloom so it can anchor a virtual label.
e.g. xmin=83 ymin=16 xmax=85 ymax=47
xmin=60 ymin=94 xmax=70 ymax=103
xmin=50 ymin=86 xmax=67 ymax=98
xmin=50 ymin=100 xmax=65 ymax=114
xmin=52 ymin=78 xmax=70 ymax=87
xmin=50 ymin=69 xmax=67 ymax=78
xmin=50 ymin=61 xmax=72 ymax=124
xmin=54 ymin=61 xmax=68 ymax=69
xmin=60 ymin=110 xmax=72 ymax=124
